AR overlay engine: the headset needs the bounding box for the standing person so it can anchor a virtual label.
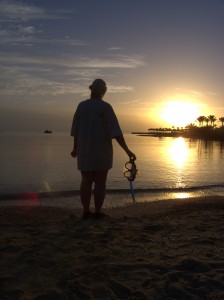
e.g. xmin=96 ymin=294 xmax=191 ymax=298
xmin=71 ymin=79 xmax=136 ymax=219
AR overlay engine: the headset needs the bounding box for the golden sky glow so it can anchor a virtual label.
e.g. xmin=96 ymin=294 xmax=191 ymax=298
xmin=160 ymin=101 xmax=201 ymax=127
xmin=142 ymin=93 xmax=211 ymax=130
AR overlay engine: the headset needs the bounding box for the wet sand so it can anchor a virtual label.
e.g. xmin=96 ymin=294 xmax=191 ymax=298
xmin=0 ymin=196 xmax=224 ymax=299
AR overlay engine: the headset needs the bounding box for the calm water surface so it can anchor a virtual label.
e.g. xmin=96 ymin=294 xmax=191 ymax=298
xmin=1 ymin=133 xmax=224 ymax=204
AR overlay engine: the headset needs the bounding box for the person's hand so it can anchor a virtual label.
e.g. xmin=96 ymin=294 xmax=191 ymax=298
xmin=127 ymin=150 xmax=136 ymax=161
xmin=70 ymin=149 xmax=77 ymax=158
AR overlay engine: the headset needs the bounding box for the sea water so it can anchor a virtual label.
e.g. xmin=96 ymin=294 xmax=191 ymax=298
xmin=1 ymin=132 xmax=224 ymax=207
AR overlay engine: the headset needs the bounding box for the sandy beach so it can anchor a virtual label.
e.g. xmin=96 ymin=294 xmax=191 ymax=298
xmin=0 ymin=196 xmax=224 ymax=299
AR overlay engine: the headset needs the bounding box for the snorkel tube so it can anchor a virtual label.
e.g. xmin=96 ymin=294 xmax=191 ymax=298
xmin=123 ymin=158 xmax=138 ymax=203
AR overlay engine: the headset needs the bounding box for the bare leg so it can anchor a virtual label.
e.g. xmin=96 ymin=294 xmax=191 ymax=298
xmin=80 ymin=172 xmax=94 ymax=214
xmin=93 ymin=171 xmax=108 ymax=214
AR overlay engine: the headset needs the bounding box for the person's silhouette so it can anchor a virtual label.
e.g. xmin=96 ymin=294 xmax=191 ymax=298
xmin=71 ymin=79 xmax=136 ymax=219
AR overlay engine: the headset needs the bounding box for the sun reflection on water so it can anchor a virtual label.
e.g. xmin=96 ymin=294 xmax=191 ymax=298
xmin=173 ymin=192 xmax=191 ymax=199
xmin=167 ymin=137 xmax=189 ymax=169
xmin=166 ymin=137 xmax=190 ymax=188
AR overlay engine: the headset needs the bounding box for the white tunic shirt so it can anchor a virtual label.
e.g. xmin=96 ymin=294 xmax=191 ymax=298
xmin=71 ymin=98 xmax=123 ymax=171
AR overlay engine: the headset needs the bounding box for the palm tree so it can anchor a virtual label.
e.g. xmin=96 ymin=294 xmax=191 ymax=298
xmin=219 ymin=117 xmax=224 ymax=127
xmin=207 ymin=115 xmax=217 ymax=127
xmin=205 ymin=117 xmax=209 ymax=126
xmin=196 ymin=116 xmax=206 ymax=127
xmin=186 ymin=123 xmax=197 ymax=129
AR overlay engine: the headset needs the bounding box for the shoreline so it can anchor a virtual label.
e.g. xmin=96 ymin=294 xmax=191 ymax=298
xmin=1 ymin=184 xmax=224 ymax=199
xmin=1 ymin=195 xmax=223 ymax=217
xmin=1 ymin=196 xmax=224 ymax=299
xmin=1 ymin=187 xmax=224 ymax=210
xmin=131 ymin=129 xmax=224 ymax=141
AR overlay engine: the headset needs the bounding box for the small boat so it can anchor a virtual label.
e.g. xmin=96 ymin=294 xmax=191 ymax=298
xmin=44 ymin=130 xmax=52 ymax=134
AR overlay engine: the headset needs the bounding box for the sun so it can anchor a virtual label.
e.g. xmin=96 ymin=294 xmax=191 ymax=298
xmin=160 ymin=101 xmax=201 ymax=127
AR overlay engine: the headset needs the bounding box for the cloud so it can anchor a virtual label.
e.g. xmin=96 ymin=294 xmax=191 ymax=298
xmin=0 ymin=59 xmax=138 ymax=97
xmin=207 ymin=91 xmax=220 ymax=96
xmin=0 ymin=2 xmax=144 ymax=98
xmin=119 ymin=99 xmax=141 ymax=105
xmin=0 ymin=23 xmax=42 ymax=46
xmin=107 ymin=47 xmax=124 ymax=51
xmin=65 ymin=55 xmax=144 ymax=69
xmin=17 ymin=25 xmax=36 ymax=34
xmin=0 ymin=52 xmax=144 ymax=69
xmin=109 ymin=85 xmax=134 ymax=94
xmin=0 ymin=31 xmax=87 ymax=46
xmin=0 ymin=48 xmax=144 ymax=96
xmin=0 ymin=0 xmax=70 ymax=22
xmin=0 ymin=0 xmax=45 ymax=21
xmin=0 ymin=1 xmax=81 ymax=47
xmin=0 ymin=63 xmax=81 ymax=97
xmin=0 ymin=69 xmax=86 ymax=97
xmin=175 ymin=88 xmax=221 ymax=100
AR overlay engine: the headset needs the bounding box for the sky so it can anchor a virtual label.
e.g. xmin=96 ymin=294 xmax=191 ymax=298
xmin=1 ymin=0 xmax=224 ymax=133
